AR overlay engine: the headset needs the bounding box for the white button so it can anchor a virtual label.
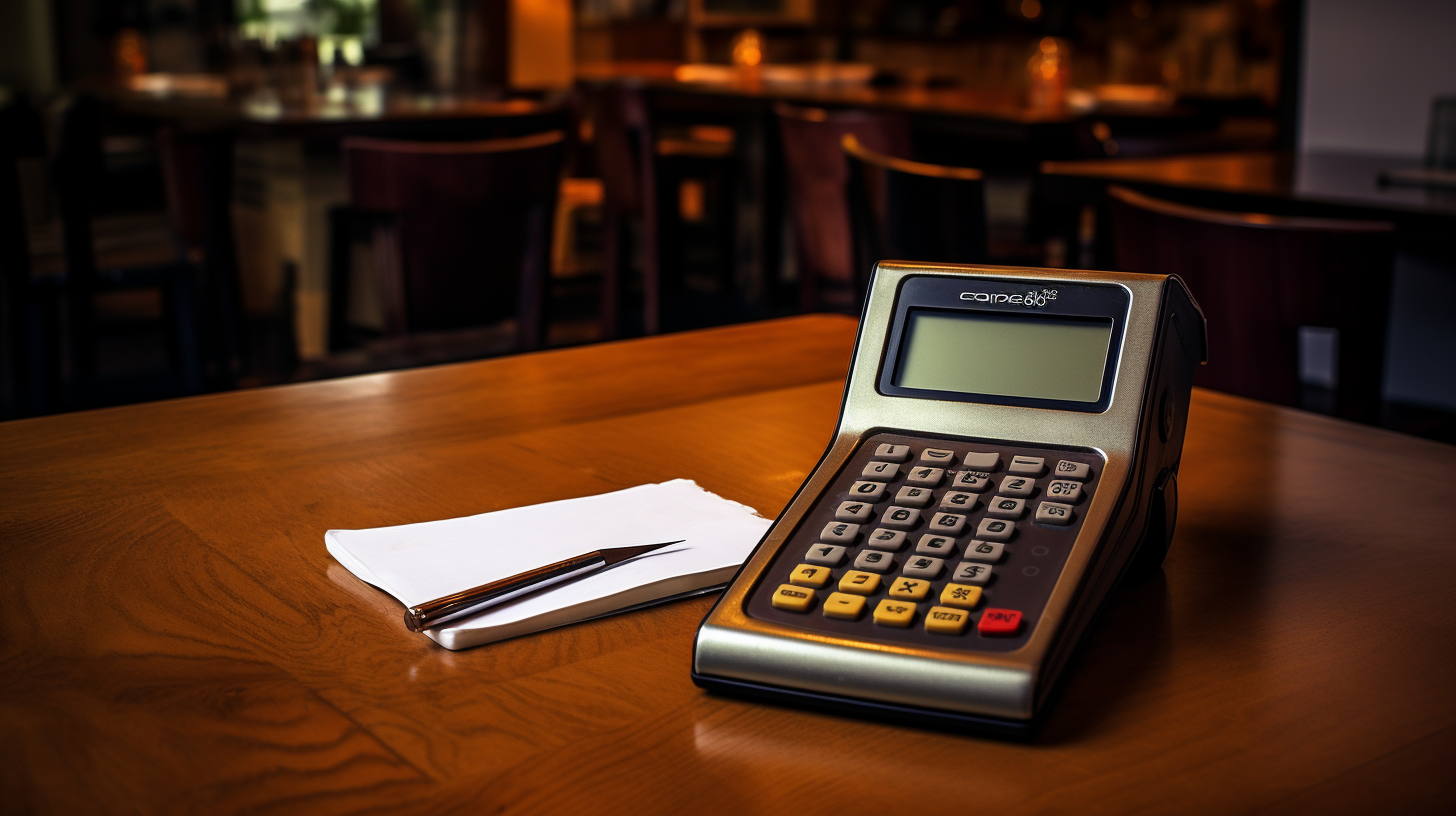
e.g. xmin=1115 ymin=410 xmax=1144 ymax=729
xmin=919 ymin=448 xmax=957 ymax=466
xmin=986 ymin=496 xmax=1026 ymax=518
xmin=952 ymin=562 xmax=993 ymax=585
xmin=853 ymin=549 xmax=894 ymax=572
xmin=1055 ymin=460 xmax=1092 ymax=480
xmin=874 ymin=443 xmax=912 ymax=462
xmin=963 ymin=539 xmax=1005 ymax=563
xmin=1035 ymin=502 xmax=1076 ymax=526
xmin=893 ymin=486 xmax=933 ymax=507
xmin=835 ymin=501 xmax=873 ymax=522
xmin=975 ymin=517 xmax=1015 ymax=542
xmin=880 ymin=506 xmax=921 ymax=530
xmin=951 ymin=472 xmax=992 ymax=492
xmin=805 ymin=544 xmax=847 ymax=566
xmin=939 ymin=491 xmax=978 ymax=512
xmin=1046 ymin=480 xmax=1083 ymax=503
xmin=915 ymin=534 xmax=956 ymax=557
xmin=861 ymin=462 xmax=899 ymax=481
xmin=998 ymin=475 xmax=1036 ymax=498
xmin=847 ymin=480 xmax=886 ymax=501
xmin=820 ymin=521 xmax=860 ymax=544
xmin=963 ymin=452 xmax=1000 ymax=470
xmin=1008 ymin=456 xmax=1044 ymax=476
xmin=866 ymin=529 xmax=907 ymax=551
xmin=904 ymin=466 xmax=944 ymax=486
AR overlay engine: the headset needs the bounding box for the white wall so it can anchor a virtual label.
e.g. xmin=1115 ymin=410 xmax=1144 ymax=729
xmin=1301 ymin=0 xmax=1456 ymax=157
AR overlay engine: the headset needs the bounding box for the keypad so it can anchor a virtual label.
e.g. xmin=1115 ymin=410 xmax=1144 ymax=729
xmin=749 ymin=433 xmax=1102 ymax=652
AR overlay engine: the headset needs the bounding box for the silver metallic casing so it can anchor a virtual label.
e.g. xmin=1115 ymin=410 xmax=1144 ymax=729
xmin=693 ymin=263 xmax=1204 ymax=721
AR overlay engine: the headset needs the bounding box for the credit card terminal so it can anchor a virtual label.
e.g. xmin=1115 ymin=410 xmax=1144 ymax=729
xmin=692 ymin=263 xmax=1205 ymax=735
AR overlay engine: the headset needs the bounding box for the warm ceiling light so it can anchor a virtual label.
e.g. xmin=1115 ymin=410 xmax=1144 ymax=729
xmin=1021 ymin=0 xmax=1042 ymax=19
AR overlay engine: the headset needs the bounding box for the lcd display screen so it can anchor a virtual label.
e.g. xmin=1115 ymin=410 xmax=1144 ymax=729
xmin=894 ymin=310 xmax=1114 ymax=403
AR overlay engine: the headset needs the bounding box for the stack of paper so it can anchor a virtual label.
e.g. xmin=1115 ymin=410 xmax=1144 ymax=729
xmin=326 ymin=480 xmax=770 ymax=650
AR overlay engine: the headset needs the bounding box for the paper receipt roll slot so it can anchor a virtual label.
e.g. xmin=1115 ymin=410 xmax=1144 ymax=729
xmin=692 ymin=263 xmax=1206 ymax=734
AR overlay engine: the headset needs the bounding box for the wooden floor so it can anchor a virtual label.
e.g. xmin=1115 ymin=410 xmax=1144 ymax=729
xmin=3 ymin=315 xmax=1454 ymax=814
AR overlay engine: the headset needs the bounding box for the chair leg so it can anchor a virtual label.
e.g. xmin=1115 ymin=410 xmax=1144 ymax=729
xmin=642 ymin=198 xmax=661 ymax=336
xmin=167 ymin=265 xmax=203 ymax=395
xmin=600 ymin=206 xmax=624 ymax=340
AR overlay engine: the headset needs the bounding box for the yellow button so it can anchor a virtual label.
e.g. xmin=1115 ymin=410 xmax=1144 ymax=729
xmin=939 ymin=583 xmax=983 ymax=609
xmin=770 ymin=584 xmax=815 ymax=612
xmin=925 ymin=605 xmax=970 ymax=635
xmin=822 ymin=592 xmax=867 ymax=620
xmin=887 ymin=577 xmax=931 ymax=601
xmin=837 ymin=570 xmax=882 ymax=595
xmin=789 ymin=564 xmax=832 ymax=588
xmin=873 ymin=599 xmax=916 ymax=627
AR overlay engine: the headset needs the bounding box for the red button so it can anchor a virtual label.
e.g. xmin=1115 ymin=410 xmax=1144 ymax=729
xmin=977 ymin=608 xmax=1023 ymax=636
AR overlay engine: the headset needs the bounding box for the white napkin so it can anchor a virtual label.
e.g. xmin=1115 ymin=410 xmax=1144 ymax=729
xmin=326 ymin=479 xmax=770 ymax=650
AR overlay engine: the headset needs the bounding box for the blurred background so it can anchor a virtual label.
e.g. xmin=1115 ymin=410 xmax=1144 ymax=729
xmin=2 ymin=0 xmax=1453 ymax=440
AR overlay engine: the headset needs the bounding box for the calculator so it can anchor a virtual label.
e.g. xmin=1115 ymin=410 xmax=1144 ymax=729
xmin=692 ymin=263 xmax=1205 ymax=735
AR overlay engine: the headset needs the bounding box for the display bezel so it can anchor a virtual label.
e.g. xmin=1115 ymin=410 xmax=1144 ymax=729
xmin=877 ymin=275 xmax=1131 ymax=412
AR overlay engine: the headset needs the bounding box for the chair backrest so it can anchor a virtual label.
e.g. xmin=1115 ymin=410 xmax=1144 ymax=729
xmin=344 ymin=130 xmax=565 ymax=347
xmin=776 ymin=103 xmax=911 ymax=312
xmin=590 ymin=83 xmax=655 ymax=216
xmin=1107 ymin=184 xmax=1395 ymax=422
xmin=842 ymin=134 xmax=986 ymax=297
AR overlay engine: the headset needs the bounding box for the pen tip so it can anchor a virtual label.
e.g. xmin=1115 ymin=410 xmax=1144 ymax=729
xmin=600 ymin=540 xmax=682 ymax=565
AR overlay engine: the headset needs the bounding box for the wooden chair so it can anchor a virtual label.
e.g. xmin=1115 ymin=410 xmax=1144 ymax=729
xmin=1 ymin=89 xmax=54 ymax=418
xmin=1107 ymin=185 xmax=1395 ymax=423
xmin=591 ymin=82 xmax=736 ymax=337
xmin=775 ymin=104 xmax=911 ymax=312
xmin=49 ymin=94 xmax=206 ymax=406
xmin=842 ymin=134 xmax=987 ymax=307
xmin=333 ymin=130 xmax=566 ymax=353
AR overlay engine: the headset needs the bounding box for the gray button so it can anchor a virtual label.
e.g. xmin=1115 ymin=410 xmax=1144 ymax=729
xmin=1035 ymin=502 xmax=1075 ymax=525
xmin=915 ymin=534 xmax=957 ymax=557
xmin=880 ymin=506 xmax=921 ymax=530
xmin=939 ymin=491 xmax=979 ymax=512
xmin=1046 ymin=479 xmax=1084 ymax=504
xmin=1031 ymin=545 xmax=1049 ymax=556
xmin=919 ymin=448 xmax=956 ymax=466
xmin=1055 ymin=460 xmax=1092 ymax=480
xmin=874 ymin=443 xmax=912 ymax=462
xmin=820 ymin=521 xmax=860 ymax=544
xmin=904 ymin=466 xmax=944 ymax=487
xmin=998 ymin=475 xmax=1036 ymax=498
xmin=866 ymin=529 xmax=907 ymax=551
xmin=951 ymin=471 xmax=992 ymax=492
xmin=805 ymin=544 xmax=847 ymax=566
xmin=963 ymin=539 xmax=1005 ymax=563
xmin=975 ymin=517 xmax=1015 ymax=542
xmin=902 ymin=555 xmax=944 ymax=579
xmin=835 ymin=501 xmax=874 ymax=522
xmin=894 ymin=486 xmax=933 ymax=507
xmin=928 ymin=512 xmax=967 ymax=535
xmin=963 ymin=451 xmax=1000 ymax=471
xmin=1009 ymin=456 xmax=1045 ymax=476
xmin=986 ymin=496 xmax=1026 ymax=519
xmin=952 ymin=562 xmax=993 ymax=585
xmin=853 ymin=549 xmax=894 ymax=572
xmin=847 ymin=480 xmax=887 ymax=501
xmin=861 ymin=461 xmax=899 ymax=481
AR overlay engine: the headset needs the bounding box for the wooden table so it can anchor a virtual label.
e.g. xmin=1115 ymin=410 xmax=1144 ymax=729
xmin=4 ymin=315 xmax=1454 ymax=814
xmin=1040 ymin=150 xmax=1456 ymax=224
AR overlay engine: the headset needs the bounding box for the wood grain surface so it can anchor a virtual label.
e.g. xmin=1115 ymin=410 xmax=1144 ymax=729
xmin=3 ymin=314 xmax=1454 ymax=815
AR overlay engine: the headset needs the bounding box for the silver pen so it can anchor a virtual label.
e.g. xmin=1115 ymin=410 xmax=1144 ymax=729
xmin=403 ymin=540 xmax=682 ymax=632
